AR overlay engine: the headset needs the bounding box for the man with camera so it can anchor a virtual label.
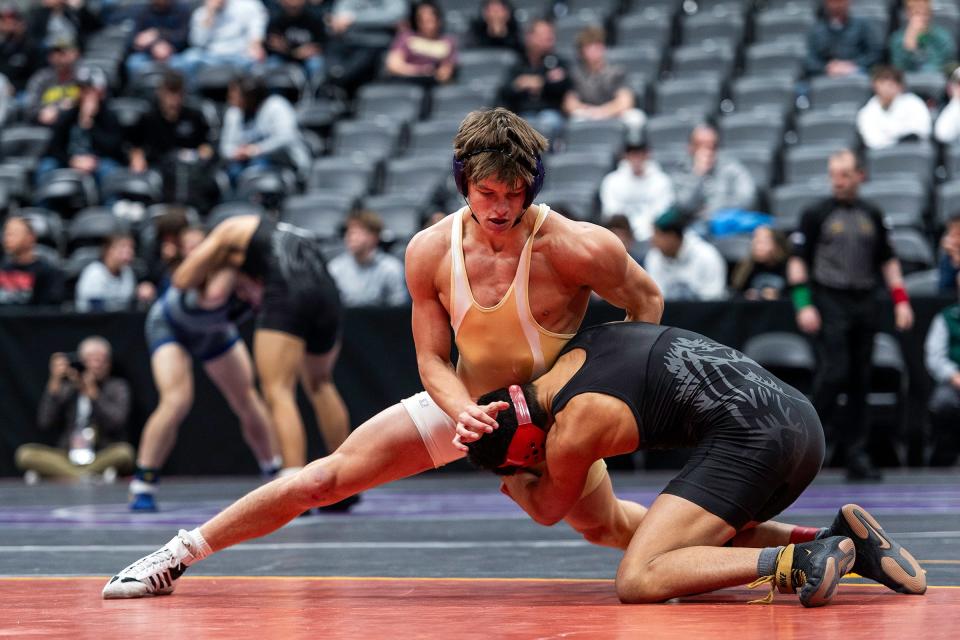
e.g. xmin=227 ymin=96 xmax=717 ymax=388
xmin=15 ymin=336 xmax=134 ymax=483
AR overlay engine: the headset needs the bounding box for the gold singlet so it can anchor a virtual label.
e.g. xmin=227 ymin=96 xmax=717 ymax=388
xmin=449 ymin=204 xmax=575 ymax=398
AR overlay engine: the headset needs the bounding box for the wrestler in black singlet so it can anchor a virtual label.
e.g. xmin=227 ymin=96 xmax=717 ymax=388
xmin=241 ymin=217 xmax=342 ymax=353
xmin=552 ymin=322 xmax=825 ymax=530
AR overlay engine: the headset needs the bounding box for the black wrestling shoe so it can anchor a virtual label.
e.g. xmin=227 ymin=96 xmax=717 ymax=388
xmin=749 ymin=536 xmax=856 ymax=608
xmin=317 ymin=494 xmax=361 ymax=512
xmin=825 ymin=504 xmax=926 ymax=594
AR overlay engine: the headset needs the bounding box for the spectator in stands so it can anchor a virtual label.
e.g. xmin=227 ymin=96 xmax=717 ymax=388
xmin=0 ymin=216 xmax=64 ymax=306
xmin=563 ymin=26 xmax=645 ymax=135
xmin=599 ymin=133 xmax=673 ymax=241
xmin=0 ymin=72 xmax=10 ymax=125
xmin=731 ymin=225 xmax=790 ymax=301
xmin=603 ymin=214 xmax=646 ymax=264
xmin=76 ymin=233 xmax=155 ymax=312
xmin=220 ymin=72 xmax=310 ymax=186
xmin=170 ymin=0 xmax=268 ymax=78
xmin=265 ymin=0 xmax=327 ymax=83
xmin=890 ymin=0 xmax=956 ymax=73
xmin=15 ymin=337 xmax=134 ymax=483
xmin=788 ymin=148 xmax=913 ymax=481
xmin=671 ymin=124 xmax=755 ymax=221
xmin=125 ymin=0 xmax=192 ymax=77
xmin=328 ymin=210 xmax=408 ymax=307
xmin=805 ymin=0 xmax=883 ymax=78
xmin=24 ymin=33 xmax=82 ymax=126
xmin=939 ymin=212 xmax=960 ymax=294
xmin=35 ymin=66 xmax=125 ymax=188
xmin=0 ymin=3 xmax=42 ymax=94
xmin=501 ymin=19 xmax=571 ymax=146
xmin=129 ymin=70 xmax=217 ymax=210
xmin=26 ymin=0 xmax=101 ymax=51
xmin=468 ymin=0 xmax=522 ymax=53
xmin=384 ymin=0 xmax=457 ymax=86
xmin=934 ymin=66 xmax=960 ymax=143
xmin=643 ymin=207 xmax=727 ymax=301
xmin=925 ymin=275 xmax=960 ymax=466
xmin=857 ymin=66 xmax=932 ymax=149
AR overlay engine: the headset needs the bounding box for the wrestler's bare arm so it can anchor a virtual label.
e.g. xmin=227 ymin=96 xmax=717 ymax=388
xmin=196 ymin=268 xmax=238 ymax=309
xmin=172 ymin=216 xmax=256 ymax=290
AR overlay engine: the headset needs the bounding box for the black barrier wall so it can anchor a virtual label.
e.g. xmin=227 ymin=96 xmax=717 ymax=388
xmin=0 ymin=298 xmax=952 ymax=477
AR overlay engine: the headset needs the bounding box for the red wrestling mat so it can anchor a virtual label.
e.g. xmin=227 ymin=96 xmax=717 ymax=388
xmin=1 ymin=577 xmax=954 ymax=639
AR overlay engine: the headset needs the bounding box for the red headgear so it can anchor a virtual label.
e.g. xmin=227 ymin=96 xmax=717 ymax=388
xmin=499 ymin=385 xmax=546 ymax=468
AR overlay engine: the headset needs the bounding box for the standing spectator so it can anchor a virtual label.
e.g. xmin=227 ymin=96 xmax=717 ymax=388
xmin=501 ymin=19 xmax=571 ymax=146
xmin=265 ymin=0 xmax=327 ymax=83
xmin=125 ymin=0 xmax=192 ymax=77
xmin=26 ymin=0 xmax=101 ymax=51
xmin=934 ymin=66 xmax=960 ymax=143
xmin=563 ymin=26 xmax=645 ymax=134
xmin=468 ymin=0 xmax=522 ymax=53
xmin=0 ymin=3 xmax=42 ymax=94
xmin=170 ymin=0 xmax=267 ymax=78
xmin=15 ymin=337 xmax=134 ymax=483
xmin=671 ymin=124 xmax=756 ymax=220
xmin=857 ymin=66 xmax=931 ymax=150
xmin=23 ymin=33 xmax=82 ymax=126
xmin=384 ymin=0 xmax=457 ymax=86
xmin=328 ymin=210 xmax=408 ymax=306
xmin=643 ymin=208 xmax=727 ymax=301
xmin=75 ymin=233 xmax=155 ymax=311
xmin=0 ymin=216 xmax=64 ymax=306
xmin=599 ymin=134 xmax=673 ymax=240
xmin=924 ymin=280 xmax=960 ymax=466
xmin=787 ymin=149 xmax=914 ymax=481
xmin=890 ymin=0 xmax=956 ymax=73
xmin=805 ymin=0 xmax=883 ymax=78
xmin=731 ymin=225 xmax=790 ymax=301
xmin=219 ymin=72 xmax=310 ymax=185
xmin=35 ymin=66 xmax=125 ymax=188
xmin=939 ymin=212 xmax=960 ymax=294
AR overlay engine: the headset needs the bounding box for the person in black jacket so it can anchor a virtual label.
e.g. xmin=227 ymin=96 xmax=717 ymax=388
xmin=0 ymin=3 xmax=42 ymax=93
xmin=0 ymin=216 xmax=64 ymax=306
xmin=467 ymin=0 xmax=523 ymax=53
xmin=125 ymin=0 xmax=192 ymax=77
xmin=26 ymin=0 xmax=101 ymax=51
xmin=265 ymin=0 xmax=327 ymax=83
xmin=787 ymin=149 xmax=914 ymax=481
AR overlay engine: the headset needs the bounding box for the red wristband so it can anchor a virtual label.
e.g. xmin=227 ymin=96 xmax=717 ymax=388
xmin=891 ymin=286 xmax=909 ymax=305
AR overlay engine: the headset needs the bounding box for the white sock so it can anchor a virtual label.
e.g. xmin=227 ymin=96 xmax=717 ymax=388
xmin=178 ymin=527 xmax=213 ymax=565
xmin=277 ymin=466 xmax=302 ymax=478
xmin=258 ymin=455 xmax=283 ymax=475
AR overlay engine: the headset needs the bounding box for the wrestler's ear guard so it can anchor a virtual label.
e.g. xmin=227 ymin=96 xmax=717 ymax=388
xmin=499 ymin=384 xmax=546 ymax=468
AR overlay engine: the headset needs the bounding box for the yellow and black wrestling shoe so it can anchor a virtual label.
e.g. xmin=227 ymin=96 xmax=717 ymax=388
xmin=749 ymin=536 xmax=856 ymax=607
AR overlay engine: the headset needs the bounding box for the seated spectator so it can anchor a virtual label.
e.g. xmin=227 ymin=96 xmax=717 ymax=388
xmin=219 ymin=72 xmax=310 ymax=185
xmin=501 ymin=19 xmax=571 ymax=146
xmin=599 ymin=134 xmax=673 ymax=240
xmin=857 ymin=66 xmax=932 ymax=149
xmin=603 ymin=214 xmax=647 ymax=264
xmin=384 ymin=0 xmax=457 ymax=86
xmin=563 ymin=26 xmax=645 ymax=134
xmin=924 ymin=281 xmax=960 ymax=466
xmin=23 ymin=33 xmax=82 ymax=126
xmin=0 ymin=3 xmax=42 ymax=94
xmin=125 ymin=0 xmax=192 ymax=77
xmin=75 ymin=233 xmax=155 ymax=312
xmin=939 ymin=212 xmax=960 ymax=294
xmin=170 ymin=0 xmax=267 ymax=78
xmin=129 ymin=70 xmax=218 ymax=210
xmin=265 ymin=0 xmax=326 ymax=83
xmin=730 ymin=226 xmax=790 ymax=301
xmin=329 ymin=0 xmax=407 ymax=34
xmin=671 ymin=124 xmax=756 ymax=221
xmin=468 ymin=0 xmax=522 ymax=53
xmin=326 ymin=0 xmax=408 ymax=90
xmin=26 ymin=0 xmax=101 ymax=51
xmin=15 ymin=337 xmax=134 ymax=483
xmin=35 ymin=66 xmax=125 ymax=188
xmin=890 ymin=0 xmax=956 ymax=73
xmin=805 ymin=0 xmax=882 ymax=77
xmin=328 ymin=210 xmax=409 ymax=306
xmin=0 ymin=216 xmax=64 ymax=306
xmin=934 ymin=66 xmax=960 ymax=143
xmin=643 ymin=208 xmax=727 ymax=301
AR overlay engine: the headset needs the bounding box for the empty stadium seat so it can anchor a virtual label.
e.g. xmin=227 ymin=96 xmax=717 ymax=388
xmin=742 ymin=331 xmax=816 ymax=395
xmin=67 ymin=207 xmax=124 ymax=249
xmin=616 ymin=10 xmax=673 ymax=50
xmin=646 ymin=114 xmax=699 ymax=151
xmin=731 ymin=76 xmax=796 ymax=115
xmin=669 ymin=43 xmax=735 ymax=80
xmin=606 ymin=45 xmax=663 ymax=81
xmin=753 ymin=6 xmax=816 ymax=44
xmin=743 ymin=40 xmax=807 ymax=79
xmin=860 ymin=179 xmax=928 ymax=229
xmin=783 ymin=144 xmax=839 ymax=184
xmin=866 ymin=142 xmax=936 ymax=184
xmin=543 ymin=152 xmax=614 ymax=193
xmin=429 ymin=85 xmax=495 ymax=121
xmin=655 ymin=76 xmax=722 ymax=118
xmin=308 ymin=156 xmax=378 ymax=200
xmin=936 ymin=180 xmax=960 ymax=226
xmin=20 ymin=207 xmax=65 ymax=254
xmin=0 ymin=126 xmax=53 ymax=161
xmin=719 ymin=113 xmax=783 ymax=152
xmin=331 ymin=118 xmax=403 ymax=161
xmin=770 ymin=182 xmax=832 ymax=229
xmin=809 ymin=75 xmax=872 ymax=110
xmin=406 ymin=119 xmax=461 ymax=157
xmin=281 ymin=192 xmax=356 ymax=239
xmin=681 ymin=8 xmax=745 ymax=47
xmin=564 ymin=119 xmax=626 ymax=155
xmin=33 ymin=169 xmax=98 ymax=216
xmin=355 ymin=83 xmax=426 ymax=123
xmin=795 ymin=108 xmax=859 ymax=147
xmin=888 ymin=227 xmax=935 ymax=273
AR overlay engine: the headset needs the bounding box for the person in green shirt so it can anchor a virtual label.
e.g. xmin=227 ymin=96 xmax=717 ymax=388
xmin=890 ymin=0 xmax=957 ymax=72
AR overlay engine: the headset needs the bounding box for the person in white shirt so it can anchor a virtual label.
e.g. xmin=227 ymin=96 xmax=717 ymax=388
xmin=643 ymin=208 xmax=727 ymax=301
xmin=170 ymin=0 xmax=267 ymax=79
xmin=856 ymin=65 xmax=931 ymax=149
xmin=76 ymin=234 xmax=155 ymax=312
xmin=328 ymin=210 xmax=408 ymax=307
xmin=599 ymin=136 xmax=674 ymax=241
xmin=935 ymin=67 xmax=960 ymax=144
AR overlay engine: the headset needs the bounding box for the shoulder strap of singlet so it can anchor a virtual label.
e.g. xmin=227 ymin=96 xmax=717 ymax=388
xmin=450 ymin=207 xmax=472 ymax=333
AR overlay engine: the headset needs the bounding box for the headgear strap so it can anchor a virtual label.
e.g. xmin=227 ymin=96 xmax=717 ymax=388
xmin=499 ymin=385 xmax=547 ymax=468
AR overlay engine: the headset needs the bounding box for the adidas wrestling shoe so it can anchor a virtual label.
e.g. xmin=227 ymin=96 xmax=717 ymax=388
xmin=824 ymin=503 xmax=926 ymax=594
xmin=102 ymin=530 xmax=197 ymax=599
xmin=748 ymin=536 xmax=856 ymax=607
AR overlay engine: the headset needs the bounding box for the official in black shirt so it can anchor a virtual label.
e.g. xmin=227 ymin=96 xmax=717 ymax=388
xmin=787 ymin=149 xmax=914 ymax=481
